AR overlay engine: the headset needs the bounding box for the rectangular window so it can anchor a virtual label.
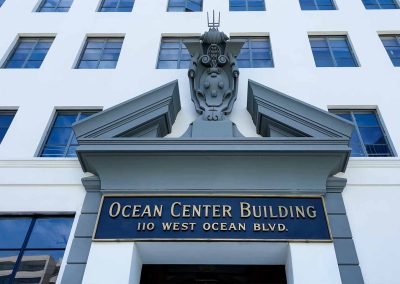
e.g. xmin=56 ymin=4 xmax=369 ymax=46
xmin=98 ymin=0 xmax=134 ymax=12
xmin=331 ymin=110 xmax=394 ymax=157
xmin=380 ymin=35 xmax=400 ymax=66
xmin=233 ymin=37 xmax=274 ymax=68
xmin=0 ymin=111 xmax=16 ymax=143
xmin=37 ymin=0 xmax=73 ymax=12
xmin=40 ymin=110 xmax=98 ymax=157
xmin=0 ymin=216 xmax=73 ymax=284
xmin=309 ymin=35 xmax=358 ymax=67
xmin=230 ymin=0 xmax=266 ymax=11
xmin=362 ymin=0 xmax=398 ymax=9
xmin=76 ymin=37 xmax=124 ymax=69
xmin=2 ymin=37 xmax=54 ymax=69
xmin=0 ymin=0 xmax=5 ymax=7
xmin=300 ymin=0 xmax=336 ymax=10
xmin=157 ymin=37 xmax=194 ymax=69
xmin=167 ymin=0 xmax=202 ymax=12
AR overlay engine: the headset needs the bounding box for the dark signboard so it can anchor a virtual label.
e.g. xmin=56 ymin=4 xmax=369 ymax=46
xmin=94 ymin=195 xmax=331 ymax=241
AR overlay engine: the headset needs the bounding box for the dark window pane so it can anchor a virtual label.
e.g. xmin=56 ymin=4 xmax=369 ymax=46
xmin=3 ymin=38 xmax=54 ymax=69
xmin=362 ymin=0 xmax=398 ymax=9
xmin=0 ymin=113 xmax=15 ymax=143
xmin=168 ymin=0 xmax=202 ymax=11
xmin=331 ymin=111 xmax=393 ymax=157
xmin=38 ymin=0 xmax=73 ymax=12
xmin=46 ymin=128 xmax=73 ymax=145
xmin=310 ymin=36 xmax=357 ymax=67
xmin=354 ymin=113 xmax=379 ymax=127
xmin=0 ymin=218 xmax=32 ymax=248
xmin=27 ymin=218 xmax=73 ymax=249
xmin=77 ymin=38 xmax=123 ymax=69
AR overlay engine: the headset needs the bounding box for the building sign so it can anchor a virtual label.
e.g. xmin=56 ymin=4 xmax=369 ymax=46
xmin=94 ymin=195 xmax=331 ymax=241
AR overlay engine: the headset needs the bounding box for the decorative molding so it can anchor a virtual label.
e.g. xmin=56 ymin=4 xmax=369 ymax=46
xmin=0 ymin=159 xmax=81 ymax=168
xmin=72 ymin=80 xmax=181 ymax=140
xmin=247 ymin=80 xmax=354 ymax=138
xmin=347 ymin=158 xmax=400 ymax=168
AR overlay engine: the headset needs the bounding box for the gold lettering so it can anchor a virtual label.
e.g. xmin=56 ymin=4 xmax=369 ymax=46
xmin=182 ymin=205 xmax=191 ymax=217
xmin=212 ymin=205 xmax=221 ymax=218
xmin=109 ymin=202 xmax=121 ymax=218
xmin=238 ymin=223 xmax=246 ymax=231
xmin=253 ymin=223 xmax=261 ymax=231
xmin=192 ymin=205 xmax=201 ymax=217
xmin=132 ymin=205 xmax=141 ymax=217
xmin=269 ymin=206 xmax=278 ymax=218
xmin=122 ymin=205 xmax=131 ymax=218
xmin=141 ymin=205 xmax=152 ymax=217
xmin=295 ymin=206 xmax=306 ymax=218
xmin=171 ymin=202 xmax=181 ymax=217
xmin=240 ymin=202 xmax=251 ymax=218
xmin=306 ymin=206 xmax=317 ymax=218
xmin=278 ymin=224 xmax=286 ymax=232
xmin=222 ymin=205 xmax=232 ymax=217
xmin=154 ymin=205 xmax=163 ymax=217
xmin=211 ymin=222 xmax=219 ymax=231
xmin=220 ymin=222 xmax=227 ymax=231
xmin=278 ymin=206 xmax=288 ymax=218
xmin=203 ymin=205 xmax=212 ymax=217
xmin=203 ymin=222 xmax=211 ymax=231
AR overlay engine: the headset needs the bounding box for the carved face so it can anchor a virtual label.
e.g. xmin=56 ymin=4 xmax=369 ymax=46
xmin=198 ymin=69 xmax=229 ymax=108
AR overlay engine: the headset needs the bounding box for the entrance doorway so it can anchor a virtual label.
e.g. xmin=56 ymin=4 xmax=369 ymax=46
xmin=140 ymin=265 xmax=287 ymax=284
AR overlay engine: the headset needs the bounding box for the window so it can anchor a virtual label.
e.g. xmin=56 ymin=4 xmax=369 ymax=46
xmin=76 ymin=37 xmax=123 ymax=69
xmin=331 ymin=110 xmax=394 ymax=157
xmin=309 ymin=35 xmax=358 ymax=67
xmin=0 ymin=111 xmax=16 ymax=143
xmin=380 ymin=35 xmax=400 ymax=66
xmin=234 ymin=37 xmax=274 ymax=68
xmin=0 ymin=0 xmax=5 ymax=7
xmin=40 ymin=110 xmax=98 ymax=157
xmin=3 ymin=37 xmax=54 ymax=69
xmin=0 ymin=216 xmax=73 ymax=284
xmin=98 ymin=0 xmax=134 ymax=12
xmin=37 ymin=0 xmax=73 ymax=12
xmin=361 ymin=0 xmax=398 ymax=9
xmin=157 ymin=38 xmax=194 ymax=69
xmin=230 ymin=0 xmax=266 ymax=11
xmin=300 ymin=0 xmax=336 ymax=10
xmin=167 ymin=0 xmax=202 ymax=12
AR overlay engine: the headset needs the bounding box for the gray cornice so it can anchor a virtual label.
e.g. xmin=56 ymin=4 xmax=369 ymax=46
xmin=247 ymin=80 xmax=354 ymax=138
xmin=72 ymin=80 xmax=181 ymax=140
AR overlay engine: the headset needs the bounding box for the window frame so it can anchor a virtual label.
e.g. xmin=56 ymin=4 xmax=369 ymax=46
xmin=232 ymin=36 xmax=274 ymax=68
xmin=330 ymin=109 xmax=395 ymax=157
xmin=37 ymin=0 xmax=74 ymax=12
xmin=0 ymin=214 xmax=74 ymax=283
xmin=0 ymin=0 xmax=5 ymax=8
xmin=75 ymin=37 xmax=124 ymax=69
xmin=38 ymin=110 xmax=99 ymax=158
xmin=309 ymin=35 xmax=359 ymax=67
xmin=361 ymin=0 xmax=399 ymax=9
xmin=379 ymin=34 xmax=400 ymax=67
xmin=97 ymin=0 xmax=135 ymax=12
xmin=299 ymin=0 xmax=337 ymax=10
xmin=2 ymin=37 xmax=55 ymax=69
xmin=156 ymin=36 xmax=199 ymax=69
xmin=229 ymin=0 xmax=266 ymax=11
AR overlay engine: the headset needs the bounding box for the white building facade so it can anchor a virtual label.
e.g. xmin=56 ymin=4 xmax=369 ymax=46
xmin=0 ymin=0 xmax=399 ymax=283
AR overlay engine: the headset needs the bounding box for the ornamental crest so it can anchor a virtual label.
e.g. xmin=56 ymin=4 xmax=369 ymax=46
xmin=185 ymin=12 xmax=244 ymax=121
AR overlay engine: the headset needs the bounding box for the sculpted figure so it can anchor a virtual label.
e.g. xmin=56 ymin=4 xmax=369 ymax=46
xmin=185 ymin=12 xmax=243 ymax=121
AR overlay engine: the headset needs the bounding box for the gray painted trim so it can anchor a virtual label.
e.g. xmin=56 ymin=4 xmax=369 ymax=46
xmin=72 ymin=80 xmax=181 ymax=140
xmin=325 ymin=190 xmax=364 ymax=284
xmin=62 ymin=190 xmax=101 ymax=284
xmin=247 ymin=80 xmax=354 ymax=138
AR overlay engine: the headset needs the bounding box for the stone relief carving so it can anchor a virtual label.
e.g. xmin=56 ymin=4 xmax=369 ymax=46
xmin=186 ymin=12 xmax=244 ymax=121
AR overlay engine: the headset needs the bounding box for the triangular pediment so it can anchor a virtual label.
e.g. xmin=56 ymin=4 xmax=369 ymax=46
xmin=247 ymin=80 xmax=353 ymax=139
xmin=72 ymin=80 xmax=181 ymax=140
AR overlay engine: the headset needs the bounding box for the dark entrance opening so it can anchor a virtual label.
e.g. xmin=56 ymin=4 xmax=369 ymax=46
xmin=140 ymin=265 xmax=287 ymax=284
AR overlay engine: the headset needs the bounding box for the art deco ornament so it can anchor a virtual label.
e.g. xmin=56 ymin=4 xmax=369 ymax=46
xmin=185 ymin=12 xmax=244 ymax=121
